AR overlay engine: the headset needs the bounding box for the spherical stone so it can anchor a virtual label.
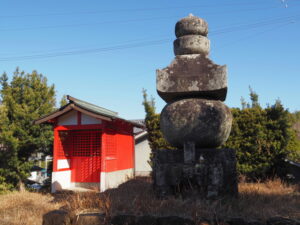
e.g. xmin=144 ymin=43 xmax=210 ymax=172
xmin=160 ymin=99 xmax=232 ymax=148
xmin=174 ymin=35 xmax=210 ymax=55
xmin=175 ymin=15 xmax=208 ymax=38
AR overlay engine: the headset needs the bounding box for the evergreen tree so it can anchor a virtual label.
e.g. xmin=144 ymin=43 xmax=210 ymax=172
xmin=0 ymin=68 xmax=56 ymax=190
xmin=249 ymin=86 xmax=259 ymax=108
xmin=142 ymin=89 xmax=174 ymax=167
xmin=60 ymin=95 xmax=68 ymax=107
xmin=289 ymin=111 xmax=300 ymax=141
xmin=224 ymin=91 xmax=300 ymax=179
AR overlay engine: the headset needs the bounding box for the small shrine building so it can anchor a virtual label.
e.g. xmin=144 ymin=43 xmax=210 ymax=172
xmin=35 ymin=96 xmax=143 ymax=192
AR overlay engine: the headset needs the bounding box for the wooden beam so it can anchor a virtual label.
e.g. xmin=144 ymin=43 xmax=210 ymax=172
xmin=34 ymin=104 xmax=74 ymax=125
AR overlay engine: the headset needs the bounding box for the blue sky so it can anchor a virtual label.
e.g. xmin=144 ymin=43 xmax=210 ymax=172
xmin=1 ymin=0 xmax=300 ymax=119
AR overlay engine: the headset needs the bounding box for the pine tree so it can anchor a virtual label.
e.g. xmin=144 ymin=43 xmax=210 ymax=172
xmin=0 ymin=68 xmax=56 ymax=190
xmin=60 ymin=95 xmax=68 ymax=107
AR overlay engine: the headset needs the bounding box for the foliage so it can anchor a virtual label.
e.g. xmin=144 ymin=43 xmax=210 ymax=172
xmin=142 ymin=89 xmax=174 ymax=151
xmin=0 ymin=174 xmax=13 ymax=193
xmin=289 ymin=111 xmax=300 ymax=140
xmin=224 ymin=89 xmax=300 ymax=179
xmin=142 ymin=89 xmax=174 ymax=166
xmin=60 ymin=94 xmax=68 ymax=107
xmin=0 ymin=68 xmax=56 ymax=189
xmin=142 ymin=87 xmax=299 ymax=179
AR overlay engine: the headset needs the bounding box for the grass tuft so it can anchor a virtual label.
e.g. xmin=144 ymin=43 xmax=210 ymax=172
xmin=0 ymin=191 xmax=62 ymax=225
xmin=0 ymin=178 xmax=298 ymax=225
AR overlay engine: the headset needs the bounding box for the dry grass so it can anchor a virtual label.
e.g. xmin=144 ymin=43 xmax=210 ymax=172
xmin=0 ymin=191 xmax=62 ymax=225
xmin=0 ymin=178 xmax=298 ymax=225
xmin=61 ymin=177 xmax=300 ymax=222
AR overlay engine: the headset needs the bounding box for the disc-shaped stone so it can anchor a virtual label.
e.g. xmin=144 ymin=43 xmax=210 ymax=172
xmin=156 ymin=54 xmax=227 ymax=103
xmin=174 ymin=35 xmax=210 ymax=55
xmin=160 ymin=99 xmax=232 ymax=148
xmin=175 ymin=15 xmax=208 ymax=38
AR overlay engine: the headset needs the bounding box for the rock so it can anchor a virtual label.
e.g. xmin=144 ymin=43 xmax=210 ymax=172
xmin=267 ymin=217 xmax=300 ymax=225
xmin=174 ymin=35 xmax=210 ymax=55
xmin=42 ymin=210 xmax=71 ymax=225
xmin=160 ymin=99 xmax=232 ymax=148
xmin=155 ymin=149 xmax=183 ymax=163
xmin=157 ymin=216 xmax=195 ymax=225
xmin=155 ymin=162 xmax=183 ymax=186
xmin=153 ymin=149 xmax=238 ymax=198
xmin=156 ymin=55 xmax=227 ymax=103
xmin=111 ymin=215 xmax=136 ymax=225
xmin=175 ymin=14 xmax=208 ymax=37
xmin=136 ymin=215 xmax=157 ymax=225
xmin=198 ymin=220 xmax=213 ymax=225
xmin=248 ymin=220 xmax=264 ymax=225
xmin=195 ymin=149 xmax=238 ymax=198
xmin=154 ymin=14 xmax=236 ymax=199
xmin=73 ymin=212 xmax=105 ymax=225
xmin=227 ymin=217 xmax=248 ymax=225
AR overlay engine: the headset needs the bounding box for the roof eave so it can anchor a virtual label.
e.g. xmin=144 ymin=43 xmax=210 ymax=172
xmin=34 ymin=104 xmax=74 ymax=125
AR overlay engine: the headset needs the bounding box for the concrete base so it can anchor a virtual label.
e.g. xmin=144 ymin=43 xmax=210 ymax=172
xmin=153 ymin=148 xmax=238 ymax=199
xmin=135 ymin=171 xmax=151 ymax=177
xmin=73 ymin=182 xmax=99 ymax=190
xmin=52 ymin=169 xmax=134 ymax=193
xmin=51 ymin=170 xmax=71 ymax=193
xmin=100 ymin=168 xmax=134 ymax=192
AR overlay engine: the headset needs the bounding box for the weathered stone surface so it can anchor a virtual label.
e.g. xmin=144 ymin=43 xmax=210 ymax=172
xmin=136 ymin=215 xmax=157 ymax=225
xmin=174 ymin=35 xmax=210 ymax=55
xmin=155 ymin=149 xmax=183 ymax=163
xmin=155 ymin=162 xmax=183 ymax=186
xmin=153 ymin=149 xmax=238 ymax=198
xmin=42 ymin=210 xmax=71 ymax=225
xmin=154 ymin=14 xmax=236 ymax=199
xmin=157 ymin=216 xmax=195 ymax=225
xmin=227 ymin=217 xmax=248 ymax=225
xmin=160 ymin=99 xmax=232 ymax=148
xmin=198 ymin=220 xmax=213 ymax=225
xmin=175 ymin=14 xmax=208 ymax=37
xmin=267 ymin=217 xmax=300 ymax=225
xmin=248 ymin=220 xmax=265 ymax=225
xmin=74 ymin=212 xmax=105 ymax=225
xmin=195 ymin=148 xmax=238 ymax=198
xmin=111 ymin=214 xmax=136 ymax=225
xmin=156 ymin=55 xmax=227 ymax=103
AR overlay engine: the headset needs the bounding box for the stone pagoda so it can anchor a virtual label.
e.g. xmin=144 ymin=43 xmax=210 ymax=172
xmin=154 ymin=14 xmax=238 ymax=198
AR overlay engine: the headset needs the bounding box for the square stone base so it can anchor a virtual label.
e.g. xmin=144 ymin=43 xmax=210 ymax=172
xmin=153 ymin=148 xmax=238 ymax=199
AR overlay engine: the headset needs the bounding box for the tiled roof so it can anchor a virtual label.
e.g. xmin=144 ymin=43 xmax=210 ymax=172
xmin=68 ymin=96 xmax=118 ymax=118
xmin=35 ymin=96 xmax=144 ymax=128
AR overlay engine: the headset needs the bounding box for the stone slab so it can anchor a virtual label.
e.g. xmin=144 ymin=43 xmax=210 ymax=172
xmin=156 ymin=54 xmax=227 ymax=103
xmin=174 ymin=35 xmax=210 ymax=55
xmin=153 ymin=148 xmax=238 ymax=199
xmin=74 ymin=213 xmax=106 ymax=225
xmin=42 ymin=210 xmax=71 ymax=225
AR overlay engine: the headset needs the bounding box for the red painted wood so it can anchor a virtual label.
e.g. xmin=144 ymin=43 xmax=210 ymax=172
xmin=77 ymin=111 xmax=81 ymax=125
xmin=53 ymin=129 xmax=58 ymax=171
xmin=103 ymin=120 xmax=134 ymax=172
xmin=71 ymin=156 xmax=101 ymax=182
xmin=52 ymin=111 xmax=135 ymax=183
xmin=55 ymin=124 xmax=102 ymax=131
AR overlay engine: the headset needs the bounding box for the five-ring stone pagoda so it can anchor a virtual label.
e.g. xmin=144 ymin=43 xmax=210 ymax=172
xmin=154 ymin=14 xmax=238 ymax=198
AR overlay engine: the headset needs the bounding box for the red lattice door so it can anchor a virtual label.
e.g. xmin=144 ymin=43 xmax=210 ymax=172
xmin=58 ymin=130 xmax=102 ymax=183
